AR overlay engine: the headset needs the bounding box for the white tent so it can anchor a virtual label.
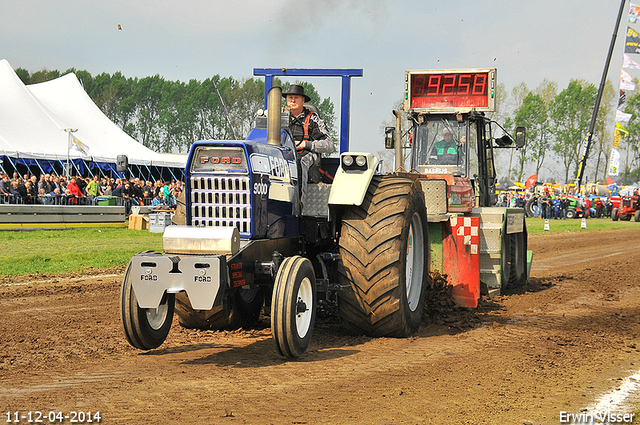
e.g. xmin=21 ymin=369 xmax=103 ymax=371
xmin=0 ymin=59 xmax=61 ymax=159
xmin=0 ymin=59 xmax=186 ymax=176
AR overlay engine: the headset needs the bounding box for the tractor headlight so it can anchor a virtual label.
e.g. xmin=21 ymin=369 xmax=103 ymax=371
xmin=342 ymin=155 xmax=354 ymax=167
xmin=341 ymin=154 xmax=370 ymax=171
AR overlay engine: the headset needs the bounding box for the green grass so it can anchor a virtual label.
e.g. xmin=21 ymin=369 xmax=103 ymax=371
xmin=0 ymin=228 xmax=162 ymax=276
xmin=526 ymin=216 xmax=640 ymax=234
xmin=0 ymin=217 xmax=638 ymax=277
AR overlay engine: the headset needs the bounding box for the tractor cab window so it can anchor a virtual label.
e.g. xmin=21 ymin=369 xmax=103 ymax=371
xmin=412 ymin=117 xmax=468 ymax=174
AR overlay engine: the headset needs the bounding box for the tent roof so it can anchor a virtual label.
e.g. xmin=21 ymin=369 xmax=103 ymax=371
xmin=0 ymin=59 xmax=186 ymax=168
xmin=0 ymin=59 xmax=62 ymax=159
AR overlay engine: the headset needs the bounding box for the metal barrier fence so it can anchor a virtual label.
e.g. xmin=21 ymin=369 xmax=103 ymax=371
xmin=0 ymin=203 xmax=127 ymax=230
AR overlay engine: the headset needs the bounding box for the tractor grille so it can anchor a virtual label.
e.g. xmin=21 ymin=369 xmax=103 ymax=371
xmin=623 ymin=198 xmax=631 ymax=208
xmin=190 ymin=175 xmax=252 ymax=235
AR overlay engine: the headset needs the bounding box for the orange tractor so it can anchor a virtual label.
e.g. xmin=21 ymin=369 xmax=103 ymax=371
xmin=611 ymin=193 xmax=640 ymax=222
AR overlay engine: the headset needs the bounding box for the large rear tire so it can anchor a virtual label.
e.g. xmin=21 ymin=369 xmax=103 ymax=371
xmin=120 ymin=260 xmax=175 ymax=350
xmin=635 ymin=210 xmax=640 ymax=222
xmin=172 ymin=191 xmax=186 ymax=225
xmin=170 ymin=190 xmax=264 ymax=331
xmin=175 ymin=287 xmax=264 ymax=330
xmin=271 ymin=256 xmax=317 ymax=358
xmin=525 ymin=200 xmax=535 ymax=217
xmin=337 ymin=176 xmax=428 ymax=337
xmin=612 ymin=208 xmax=619 ymax=221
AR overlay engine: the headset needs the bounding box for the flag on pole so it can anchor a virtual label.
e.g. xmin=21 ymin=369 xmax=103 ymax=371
xmin=625 ymin=27 xmax=640 ymax=54
xmin=616 ymin=110 xmax=632 ymax=126
xmin=608 ymin=148 xmax=620 ymax=176
xmin=630 ymin=3 xmax=640 ymax=23
xmin=623 ymin=53 xmax=640 ymax=69
xmin=614 ymin=122 xmax=628 ymax=150
xmin=69 ymin=135 xmax=90 ymax=155
xmin=615 ymin=121 xmax=629 ymax=136
xmin=619 ymin=90 xmax=627 ymax=110
xmin=621 ymin=69 xmax=636 ymax=91
xmin=613 ymin=129 xmax=622 ymax=149
xmin=525 ymin=174 xmax=537 ymax=189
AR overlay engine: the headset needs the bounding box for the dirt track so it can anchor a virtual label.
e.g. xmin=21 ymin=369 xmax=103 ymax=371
xmin=2 ymin=228 xmax=640 ymax=425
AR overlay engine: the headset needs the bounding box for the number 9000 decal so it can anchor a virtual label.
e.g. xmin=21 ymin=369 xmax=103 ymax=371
xmin=253 ymin=182 xmax=268 ymax=195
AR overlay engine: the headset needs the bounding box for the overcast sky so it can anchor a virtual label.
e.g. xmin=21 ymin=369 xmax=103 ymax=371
xmin=0 ymin=0 xmax=634 ymax=180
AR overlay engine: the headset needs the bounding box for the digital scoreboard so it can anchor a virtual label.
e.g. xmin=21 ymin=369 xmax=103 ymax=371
xmin=404 ymin=68 xmax=496 ymax=113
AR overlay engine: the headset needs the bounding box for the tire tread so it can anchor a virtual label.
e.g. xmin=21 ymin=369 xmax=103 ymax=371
xmin=337 ymin=176 xmax=427 ymax=337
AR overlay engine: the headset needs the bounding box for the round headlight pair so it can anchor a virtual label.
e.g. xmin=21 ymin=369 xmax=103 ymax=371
xmin=342 ymin=155 xmax=367 ymax=167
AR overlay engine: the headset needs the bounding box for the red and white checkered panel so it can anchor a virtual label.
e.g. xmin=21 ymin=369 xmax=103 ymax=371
xmin=449 ymin=216 xmax=480 ymax=255
xmin=443 ymin=215 xmax=481 ymax=308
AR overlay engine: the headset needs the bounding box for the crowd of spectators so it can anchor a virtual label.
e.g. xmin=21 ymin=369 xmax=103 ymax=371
xmin=497 ymin=188 xmax=617 ymax=220
xmin=0 ymin=172 xmax=183 ymax=214
xmin=529 ymin=193 xmax=575 ymax=220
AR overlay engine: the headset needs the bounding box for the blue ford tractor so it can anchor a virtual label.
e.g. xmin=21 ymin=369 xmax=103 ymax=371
xmin=121 ymin=68 xmax=529 ymax=358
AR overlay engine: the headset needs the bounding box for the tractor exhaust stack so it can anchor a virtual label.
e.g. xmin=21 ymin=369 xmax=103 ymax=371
xmin=267 ymin=86 xmax=282 ymax=146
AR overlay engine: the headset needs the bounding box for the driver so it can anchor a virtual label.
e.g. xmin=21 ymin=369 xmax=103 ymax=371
xmin=430 ymin=128 xmax=458 ymax=164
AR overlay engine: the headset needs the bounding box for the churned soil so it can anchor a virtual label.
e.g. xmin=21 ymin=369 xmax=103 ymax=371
xmin=1 ymin=228 xmax=640 ymax=424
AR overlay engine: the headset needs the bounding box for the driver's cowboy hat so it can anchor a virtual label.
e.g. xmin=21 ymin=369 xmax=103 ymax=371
xmin=282 ymin=84 xmax=311 ymax=102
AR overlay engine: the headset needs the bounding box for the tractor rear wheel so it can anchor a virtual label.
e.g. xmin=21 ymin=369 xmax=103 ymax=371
xmin=508 ymin=229 xmax=527 ymax=287
xmin=170 ymin=190 xmax=264 ymax=331
xmin=635 ymin=210 xmax=640 ymax=222
xmin=271 ymin=256 xmax=316 ymax=358
xmin=175 ymin=287 xmax=264 ymax=330
xmin=500 ymin=229 xmax=512 ymax=288
xmin=525 ymin=200 xmax=535 ymax=217
xmin=120 ymin=260 xmax=174 ymax=350
xmin=612 ymin=208 xmax=619 ymax=221
xmin=172 ymin=191 xmax=186 ymax=225
xmin=337 ymin=176 xmax=428 ymax=337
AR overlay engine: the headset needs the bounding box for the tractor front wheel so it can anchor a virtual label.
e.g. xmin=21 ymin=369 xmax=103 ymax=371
xmin=271 ymin=256 xmax=317 ymax=358
xmin=612 ymin=208 xmax=619 ymax=221
xmin=120 ymin=260 xmax=174 ymax=350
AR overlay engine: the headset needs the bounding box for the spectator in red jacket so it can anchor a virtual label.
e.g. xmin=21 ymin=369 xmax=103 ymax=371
xmin=65 ymin=177 xmax=85 ymax=204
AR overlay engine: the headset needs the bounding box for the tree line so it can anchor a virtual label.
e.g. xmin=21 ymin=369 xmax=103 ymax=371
xmin=504 ymin=78 xmax=640 ymax=185
xmin=16 ymin=68 xmax=338 ymax=155
xmin=16 ymin=67 xmax=639 ymax=185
